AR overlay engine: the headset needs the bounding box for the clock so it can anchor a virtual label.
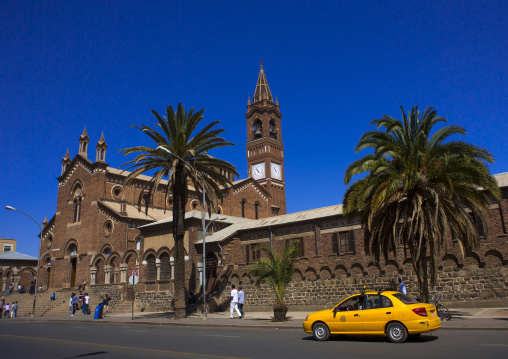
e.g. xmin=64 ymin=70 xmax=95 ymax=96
xmin=271 ymin=162 xmax=281 ymax=180
xmin=252 ymin=163 xmax=265 ymax=179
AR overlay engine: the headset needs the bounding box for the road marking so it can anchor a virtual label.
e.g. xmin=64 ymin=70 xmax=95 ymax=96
xmin=205 ymin=335 xmax=241 ymax=338
xmin=479 ymin=344 xmax=508 ymax=347
xmin=0 ymin=334 xmax=249 ymax=359
xmin=125 ymin=329 xmax=149 ymax=332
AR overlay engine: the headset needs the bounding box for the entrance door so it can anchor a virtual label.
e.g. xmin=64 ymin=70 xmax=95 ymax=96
xmin=46 ymin=268 xmax=51 ymax=288
xmin=70 ymin=258 xmax=77 ymax=288
xmin=205 ymin=253 xmax=218 ymax=293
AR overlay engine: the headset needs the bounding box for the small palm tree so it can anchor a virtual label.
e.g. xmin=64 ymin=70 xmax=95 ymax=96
xmin=120 ymin=103 xmax=238 ymax=319
xmin=343 ymin=106 xmax=500 ymax=302
xmin=248 ymin=240 xmax=299 ymax=321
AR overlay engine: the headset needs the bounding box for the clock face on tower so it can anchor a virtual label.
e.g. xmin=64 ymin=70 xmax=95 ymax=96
xmin=271 ymin=162 xmax=281 ymax=180
xmin=252 ymin=162 xmax=265 ymax=180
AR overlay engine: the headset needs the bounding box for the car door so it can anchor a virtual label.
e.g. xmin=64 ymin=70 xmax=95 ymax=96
xmin=361 ymin=294 xmax=394 ymax=333
xmin=329 ymin=295 xmax=364 ymax=333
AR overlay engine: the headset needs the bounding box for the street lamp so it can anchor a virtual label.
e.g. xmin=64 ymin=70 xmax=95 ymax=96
xmin=156 ymin=146 xmax=208 ymax=319
xmin=5 ymin=206 xmax=59 ymax=317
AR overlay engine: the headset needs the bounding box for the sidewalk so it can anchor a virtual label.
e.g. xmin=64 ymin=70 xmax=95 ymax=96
xmin=8 ymin=307 xmax=508 ymax=330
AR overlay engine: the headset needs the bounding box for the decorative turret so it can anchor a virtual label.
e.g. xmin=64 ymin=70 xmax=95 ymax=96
xmin=61 ymin=149 xmax=72 ymax=175
xmin=79 ymin=126 xmax=90 ymax=158
xmin=253 ymin=61 xmax=273 ymax=103
xmin=96 ymin=132 xmax=107 ymax=162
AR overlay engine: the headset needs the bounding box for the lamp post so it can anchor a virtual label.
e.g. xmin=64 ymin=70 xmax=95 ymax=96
xmin=156 ymin=146 xmax=208 ymax=319
xmin=5 ymin=206 xmax=60 ymax=317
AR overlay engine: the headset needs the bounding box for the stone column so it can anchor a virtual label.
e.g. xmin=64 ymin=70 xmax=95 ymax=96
xmin=2 ymin=277 xmax=7 ymax=291
xmin=120 ymin=264 xmax=128 ymax=283
xmin=170 ymin=257 xmax=175 ymax=280
xmin=90 ymin=268 xmax=98 ymax=285
xmin=104 ymin=265 xmax=112 ymax=284
xmin=197 ymin=262 xmax=203 ymax=286
xmin=156 ymin=259 xmax=161 ymax=281
xmin=11 ymin=275 xmax=20 ymax=289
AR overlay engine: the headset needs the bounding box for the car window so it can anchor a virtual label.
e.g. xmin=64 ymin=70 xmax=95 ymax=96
xmin=335 ymin=295 xmax=365 ymax=311
xmin=392 ymin=293 xmax=418 ymax=304
xmin=365 ymin=295 xmax=393 ymax=309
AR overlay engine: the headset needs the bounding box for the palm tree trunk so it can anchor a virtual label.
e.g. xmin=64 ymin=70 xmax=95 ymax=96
xmin=173 ymin=165 xmax=187 ymax=319
xmin=415 ymin=240 xmax=430 ymax=303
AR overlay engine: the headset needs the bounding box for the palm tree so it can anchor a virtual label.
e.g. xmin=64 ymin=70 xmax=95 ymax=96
xmin=248 ymin=240 xmax=299 ymax=321
xmin=120 ymin=103 xmax=238 ymax=319
xmin=343 ymin=106 xmax=500 ymax=302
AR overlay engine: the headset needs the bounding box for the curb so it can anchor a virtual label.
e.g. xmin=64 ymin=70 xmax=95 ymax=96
xmin=8 ymin=317 xmax=508 ymax=331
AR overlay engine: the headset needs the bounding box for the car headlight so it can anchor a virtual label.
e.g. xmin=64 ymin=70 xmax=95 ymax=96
xmin=305 ymin=315 xmax=309 ymax=321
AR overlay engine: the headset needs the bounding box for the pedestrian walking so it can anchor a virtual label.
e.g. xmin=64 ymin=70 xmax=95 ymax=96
xmin=238 ymin=286 xmax=245 ymax=316
xmin=83 ymin=293 xmax=90 ymax=314
xmin=72 ymin=293 xmax=79 ymax=314
xmin=4 ymin=303 xmax=10 ymax=318
xmin=230 ymin=284 xmax=243 ymax=319
xmin=69 ymin=293 xmax=75 ymax=316
xmin=399 ymin=277 xmax=407 ymax=294
xmin=11 ymin=302 xmax=18 ymax=318
xmin=0 ymin=299 xmax=4 ymax=319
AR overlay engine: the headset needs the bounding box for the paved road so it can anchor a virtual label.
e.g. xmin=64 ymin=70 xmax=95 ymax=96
xmin=1 ymin=321 xmax=507 ymax=359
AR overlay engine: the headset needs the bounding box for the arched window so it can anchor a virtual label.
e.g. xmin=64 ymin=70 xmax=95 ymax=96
xmin=72 ymin=185 xmax=83 ymax=223
xmin=67 ymin=243 xmax=78 ymax=257
xmin=255 ymin=202 xmax=259 ymax=219
xmin=146 ymin=255 xmax=157 ymax=281
xmin=241 ymin=199 xmax=246 ymax=218
xmin=269 ymin=119 xmax=277 ymax=139
xmin=96 ymin=259 xmax=105 ymax=284
xmin=160 ymin=253 xmax=171 ymax=280
xmin=253 ymin=119 xmax=262 ymax=139
xmin=135 ymin=237 xmax=141 ymax=251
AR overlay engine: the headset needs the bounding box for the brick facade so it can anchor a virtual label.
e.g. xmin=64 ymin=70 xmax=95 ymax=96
xmin=37 ymin=65 xmax=508 ymax=312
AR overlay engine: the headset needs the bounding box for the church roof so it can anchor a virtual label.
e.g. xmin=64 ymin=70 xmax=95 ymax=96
xmin=0 ymin=251 xmax=38 ymax=261
xmin=98 ymin=200 xmax=170 ymax=222
xmin=195 ymin=204 xmax=344 ymax=245
xmin=494 ymin=172 xmax=508 ymax=188
xmin=253 ymin=62 xmax=273 ymax=103
xmin=138 ymin=210 xmax=250 ymax=229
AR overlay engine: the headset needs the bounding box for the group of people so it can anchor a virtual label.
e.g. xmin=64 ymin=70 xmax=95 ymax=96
xmin=5 ymin=281 xmax=42 ymax=296
xmin=69 ymin=292 xmax=110 ymax=317
xmin=0 ymin=299 xmax=18 ymax=318
xmin=69 ymin=292 xmax=91 ymax=316
xmin=230 ymin=285 xmax=245 ymax=319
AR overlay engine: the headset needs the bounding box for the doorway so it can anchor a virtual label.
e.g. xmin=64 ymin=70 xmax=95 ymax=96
xmin=70 ymin=258 xmax=77 ymax=288
xmin=46 ymin=268 xmax=51 ymax=288
xmin=205 ymin=253 xmax=218 ymax=293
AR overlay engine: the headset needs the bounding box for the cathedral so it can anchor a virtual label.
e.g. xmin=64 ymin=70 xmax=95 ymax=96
xmin=21 ymin=65 xmax=508 ymax=311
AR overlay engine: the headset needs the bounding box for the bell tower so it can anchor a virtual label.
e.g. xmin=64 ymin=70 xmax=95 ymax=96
xmin=245 ymin=62 xmax=286 ymax=215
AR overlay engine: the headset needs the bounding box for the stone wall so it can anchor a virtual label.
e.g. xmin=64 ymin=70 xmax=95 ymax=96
xmin=218 ymin=263 xmax=508 ymax=312
xmin=88 ymin=283 xmax=125 ymax=309
xmin=135 ymin=291 xmax=173 ymax=312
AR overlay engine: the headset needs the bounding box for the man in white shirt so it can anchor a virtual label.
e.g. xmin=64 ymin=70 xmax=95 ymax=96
xmin=238 ymin=287 xmax=245 ymax=317
xmin=83 ymin=293 xmax=90 ymax=315
xmin=230 ymin=285 xmax=243 ymax=319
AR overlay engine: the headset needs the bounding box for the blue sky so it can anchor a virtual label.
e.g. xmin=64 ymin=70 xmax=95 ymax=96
xmin=1 ymin=0 xmax=507 ymax=257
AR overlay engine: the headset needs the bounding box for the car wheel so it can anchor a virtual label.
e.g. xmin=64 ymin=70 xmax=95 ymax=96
xmin=386 ymin=322 xmax=408 ymax=343
xmin=312 ymin=322 xmax=330 ymax=341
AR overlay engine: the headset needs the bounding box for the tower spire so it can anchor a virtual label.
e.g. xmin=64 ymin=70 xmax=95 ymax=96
xmin=253 ymin=61 xmax=273 ymax=103
xmin=79 ymin=126 xmax=90 ymax=158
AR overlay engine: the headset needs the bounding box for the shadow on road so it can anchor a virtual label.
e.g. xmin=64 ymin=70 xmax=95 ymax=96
xmin=301 ymin=334 xmax=439 ymax=343
xmin=60 ymin=351 xmax=108 ymax=358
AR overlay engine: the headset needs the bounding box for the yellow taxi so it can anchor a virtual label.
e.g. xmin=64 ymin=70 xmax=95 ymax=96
xmin=303 ymin=290 xmax=441 ymax=343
